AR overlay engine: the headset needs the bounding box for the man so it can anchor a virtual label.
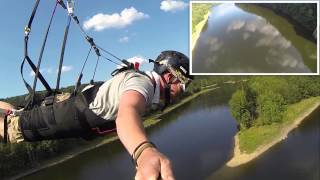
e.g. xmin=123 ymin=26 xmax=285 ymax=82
xmin=0 ymin=50 xmax=193 ymax=180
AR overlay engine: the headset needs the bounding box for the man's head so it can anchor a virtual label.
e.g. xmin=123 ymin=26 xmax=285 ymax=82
xmin=152 ymin=50 xmax=193 ymax=101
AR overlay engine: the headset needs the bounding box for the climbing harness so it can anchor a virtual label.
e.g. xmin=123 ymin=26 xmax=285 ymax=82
xmin=17 ymin=0 xmax=137 ymax=140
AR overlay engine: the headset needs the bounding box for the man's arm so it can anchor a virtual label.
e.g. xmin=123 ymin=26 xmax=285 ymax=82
xmin=116 ymin=90 xmax=174 ymax=180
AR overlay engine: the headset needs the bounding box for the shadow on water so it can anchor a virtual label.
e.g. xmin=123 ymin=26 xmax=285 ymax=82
xmin=208 ymin=106 xmax=320 ymax=180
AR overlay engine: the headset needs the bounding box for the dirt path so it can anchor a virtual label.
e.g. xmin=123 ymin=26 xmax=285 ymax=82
xmin=226 ymin=102 xmax=320 ymax=167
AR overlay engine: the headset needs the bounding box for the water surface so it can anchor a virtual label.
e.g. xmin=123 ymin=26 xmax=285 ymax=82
xmin=22 ymin=87 xmax=320 ymax=180
xmin=208 ymin=106 xmax=320 ymax=180
xmin=22 ymin=87 xmax=238 ymax=180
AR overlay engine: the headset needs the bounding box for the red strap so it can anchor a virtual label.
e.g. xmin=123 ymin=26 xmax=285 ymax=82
xmin=91 ymin=127 xmax=116 ymax=135
xmin=0 ymin=108 xmax=12 ymax=116
xmin=5 ymin=109 xmax=12 ymax=116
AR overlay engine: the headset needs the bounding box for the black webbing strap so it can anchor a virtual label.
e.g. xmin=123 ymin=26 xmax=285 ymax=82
xmin=21 ymin=0 xmax=52 ymax=95
xmin=1 ymin=109 xmax=11 ymax=144
xmin=21 ymin=0 xmax=61 ymax=109
xmin=25 ymin=0 xmax=41 ymax=34
xmin=160 ymin=75 xmax=171 ymax=111
xmin=21 ymin=56 xmax=52 ymax=95
xmin=31 ymin=1 xmax=58 ymax=96
xmin=3 ymin=114 xmax=8 ymax=144
xmin=74 ymin=46 xmax=93 ymax=95
xmin=56 ymin=15 xmax=71 ymax=91
xmin=90 ymin=56 xmax=100 ymax=84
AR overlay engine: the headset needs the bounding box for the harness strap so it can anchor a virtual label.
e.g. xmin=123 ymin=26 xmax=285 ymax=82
xmin=25 ymin=0 xmax=41 ymax=36
xmin=22 ymin=1 xmax=61 ymax=109
xmin=160 ymin=75 xmax=170 ymax=111
xmin=56 ymin=15 xmax=71 ymax=90
xmin=21 ymin=56 xmax=52 ymax=96
xmin=1 ymin=109 xmax=12 ymax=144
xmin=3 ymin=114 xmax=8 ymax=144
xmin=30 ymin=1 xmax=58 ymax=98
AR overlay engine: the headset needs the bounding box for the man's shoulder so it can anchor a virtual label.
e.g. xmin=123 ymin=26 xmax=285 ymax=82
xmin=120 ymin=70 xmax=153 ymax=84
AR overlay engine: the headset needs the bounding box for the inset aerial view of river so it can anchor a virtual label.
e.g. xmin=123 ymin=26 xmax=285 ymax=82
xmin=192 ymin=3 xmax=317 ymax=73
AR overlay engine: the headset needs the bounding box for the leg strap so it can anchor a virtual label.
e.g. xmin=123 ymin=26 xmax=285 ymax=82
xmin=3 ymin=114 xmax=8 ymax=144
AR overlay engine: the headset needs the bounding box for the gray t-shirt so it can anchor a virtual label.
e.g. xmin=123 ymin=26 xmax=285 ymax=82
xmin=88 ymin=70 xmax=155 ymax=121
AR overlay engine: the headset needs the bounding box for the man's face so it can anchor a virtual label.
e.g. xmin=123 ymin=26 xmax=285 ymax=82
xmin=167 ymin=73 xmax=184 ymax=100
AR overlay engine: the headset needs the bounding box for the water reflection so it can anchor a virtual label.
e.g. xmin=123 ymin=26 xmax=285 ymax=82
xmin=22 ymin=86 xmax=238 ymax=180
xmin=193 ymin=4 xmax=316 ymax=73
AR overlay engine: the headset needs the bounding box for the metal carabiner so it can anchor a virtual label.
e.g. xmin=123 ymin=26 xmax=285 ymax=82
xmin=67 ymin=0 xmax=75 ymax=15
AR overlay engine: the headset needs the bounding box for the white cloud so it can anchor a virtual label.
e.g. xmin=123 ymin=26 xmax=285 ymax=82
xmin=227 ymin=20 xmax=245 ymax=32
xmin=160 ymin=0 xmax=188 ymax=12
xmin=30 ymin=69 xmax=43 ymax=77
xmin=119 ymin=36 xmax=129 ymax=43
xmin=117 ymin=56 xmax=147 ymax=69
xmin=83 ymin=7 xmax=149 ymax=31
xmin=127 ymin=56 xmax=147 ymax=64
xmin=29 ymin=66 xmax=72 ymax=77
xmin=207 ymin=37 xmax=224 ymax=52
xmin=29 ymin=68 xmax=52 ymax=77
xmin=243 ymin=32 xmax=250 ymax=40
xmin=61 ymin=65 xmax=73 ymax=73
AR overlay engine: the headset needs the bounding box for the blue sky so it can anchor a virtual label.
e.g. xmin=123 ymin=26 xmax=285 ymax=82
xmin=0 ymin=0 xmax=190 ymax=98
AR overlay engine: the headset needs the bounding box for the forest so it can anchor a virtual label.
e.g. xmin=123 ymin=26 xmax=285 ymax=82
xmin=253 ymin=3 xmax=317 ymax=38
xmin=229 ymin=76 xmax=320 ymax=130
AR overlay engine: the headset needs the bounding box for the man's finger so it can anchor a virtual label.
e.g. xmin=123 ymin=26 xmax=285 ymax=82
xmin=144 ymin=167 xmax=160 ymax=180
xmin=160 ymin=158 xmax=175 ymax=180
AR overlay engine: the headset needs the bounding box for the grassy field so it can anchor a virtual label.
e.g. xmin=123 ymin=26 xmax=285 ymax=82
xmin=192 ymin=3 xmax=214 ymax=33
xmin=192 ymin=3 xmax=221 ymax=50
xmin=238 ymin=96 xmax=320 ymax=153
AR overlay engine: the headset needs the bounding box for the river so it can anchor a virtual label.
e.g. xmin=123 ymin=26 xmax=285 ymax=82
xmin=22 ymin=86 xmax=319 ymax=180
xmin=192 ymin=4 xmax=317 ymax=73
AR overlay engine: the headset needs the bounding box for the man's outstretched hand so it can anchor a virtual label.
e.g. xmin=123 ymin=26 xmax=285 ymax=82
xmin=135 ymin=147 xmax=175 ymax=180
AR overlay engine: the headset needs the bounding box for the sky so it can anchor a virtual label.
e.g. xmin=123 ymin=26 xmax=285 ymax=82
xmin=0 ymin=0 xmax=190 ymax=98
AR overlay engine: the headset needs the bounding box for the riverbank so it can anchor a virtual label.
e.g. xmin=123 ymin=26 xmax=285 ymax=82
xmin=10 ymin=85 xmax=220 ymax=180
xmin=226 ymin=97 xmax=320 ymax=167
xmin=192 ymin=12 xmax=210 ymax=51
xmin=251 ymin=3 xmax=317 ymax=42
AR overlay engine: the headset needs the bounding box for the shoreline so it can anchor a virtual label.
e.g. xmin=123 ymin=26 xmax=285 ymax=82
xmin=226 ymin=101 xmax=320 ymax=167
xmin=251 ymin=4 xmax=316 ymax=43
xmin=192 ymin=11 xmax=210 ymax=51
xmin=10 ymin=86 xmax=220 ymax=180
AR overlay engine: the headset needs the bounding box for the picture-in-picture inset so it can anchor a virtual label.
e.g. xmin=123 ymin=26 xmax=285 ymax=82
xmin=191 ymin=1 xmax=318 ymax=74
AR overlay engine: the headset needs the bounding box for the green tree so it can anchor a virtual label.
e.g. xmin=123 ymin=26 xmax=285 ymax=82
xmin=229 ymin=88 xmax=253 ymax=129
xmin=256 ymin=91 xmax=286 ymax=125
